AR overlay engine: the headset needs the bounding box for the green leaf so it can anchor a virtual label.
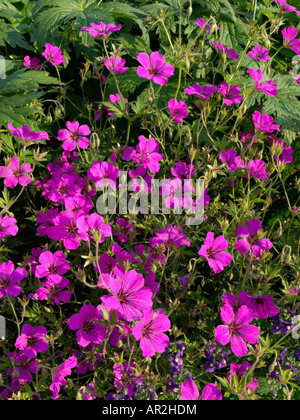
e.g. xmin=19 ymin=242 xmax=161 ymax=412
xmin=0 ymin=22 xmax=34 ymax=51
xmin=0 ymin=69 xmax=62 ymax=92
xmin=263 ymin=75 xmax=300 ymax=143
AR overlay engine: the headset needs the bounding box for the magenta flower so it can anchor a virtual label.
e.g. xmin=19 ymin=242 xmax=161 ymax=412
xmin=150 ymin=225 xmax=190 ymax=248
xmin=274 ymin=0 xmax=300 ymax=14
xmin=35 ymin=277 xmax=71 ymax=305
xmin=104 ymin=93 xmax=129 ymax=117
xmin=46 ymin=210 xmax=84 ymax=250
xmin=57 ymin=121 xmax=91 ymax=151
xmin=87 ymin=161 xmax=120 ymax=188
xmin=76 ymin=213 xmax=112 ymax=243
xmin=132 ymin=308 xmax=170 ymax=357
xmin=49 ymin=355 xmax=77 ymax=400
xmin=272 ymin=140 xmax=293 ymax=164
xmin=23 ymin=56 xmax=42 ymax=69
xmin=113 ymin=217 xmax=135 ymax=243
xmin=137 ymin=51 xmax=174 ymax=85
xmin=219 ymin=149 xmax=244 ymax=172
xmin=128 ymin=166 xmax=152 ymax=194
xmin=198 ymin=232 xmax=232 ymax=274
xmin=0 ymin=156 xmax=32 ymax=188
xmin=35 ymin=251 xmax=70 ymax=284
xmin=0 ymin=215 xmax=18 ymax=240
xmin=193 ymin=18 xmax=218 ymax=31
xmin=211 ymin=42 xmax=239 ymax=59
xmin=245 ymin=294 xmax=280 ymax=319
xmin=227 ymin=362 xmax=259 ymax=396
xmin=123 ymin=135 xmax=163 ymax=174
xmin=218 ymin=82 xmax=243 ymax=106
xmin=180 ymin=380 xmax=223 ymax=400
xmin=247 ymin=45 xmax=270 ymax=61
xmin=247 ymin=69 xmax=278 ymax=97
xmin=185 ymin=83 xmax=218 ymax=99
xmin=215 ymin=304 xmax=260 ymax=357
xmin=113 ymin=362 xmax=143 ymax=397
xmin=171 ymin=161 xmax=195 ymax=179
xmin=168 ymin=98 xmax=188 ymax=124
xmin=42 ymin=43 xmax=65 ymax=65
xmin=245 ymin=159 xmax=270 ymax=181
xmin=104 ymin=55 xmax=129 ymax=73
xmin=282 ymin=27 xmax=300 ymax=54
xmin=0 ymin=261 xmax=27 ymax=298
xmin=8 ymin=123 xmax=49 ymax=146
xmin=160 ymin=178 xmax=194 ymax=210
xmin=222 ymin=290 xmax=249 ymax=311
xmin=69 ymin=304 xmax=107 ymax=347
xmin=234 ymin=219 xmax=273 ymax=258
xmin=101 ymin=267 xmax=153 ymax=322
xmin=252 ymin=110 xmax=280 ymax=133
xmin=7 ymin=351 xmax=39 ymax=385
xmin=15 ymin=325 xmax=48 ymax=358
xmin=81 ymin=21 xmax=122 ymax=38
xmin=47 ymin=174 xmax=82 ymax=205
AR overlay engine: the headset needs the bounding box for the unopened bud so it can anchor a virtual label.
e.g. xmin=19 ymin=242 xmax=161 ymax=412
xmin=280 ymin=245 xmax=292 ymax=265
xmin=186 ymin=5 xmax=193 ymax=19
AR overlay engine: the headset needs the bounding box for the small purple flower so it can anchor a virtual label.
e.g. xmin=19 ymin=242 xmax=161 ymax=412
xmin=160 ymin=178 xmax=194 ymax=210
xmin=274 ymin=0 xmax=300 ymax=14
xmin=113 ymin=217 xmax=135 ymax=243
xmin=166 ymin=376 xmax=179 ymax=393
xmin=168 ymin=98 xmax=188 ymax=124
xmin=87 ymin=161 xmax=120 ymax=188
xmin=0 ymin=156 xmax=32 ymax=188
xmin=246 ymin=294 xmax=280 ymax=319
xmin=185 ymin=83 xmax=218 ymax=99
xmin=247 ymin=69 xmax=278 ymax=97
xmin=218 ymin=82 xmax=243 ymax=106
xmin=57 ymin=121 xmax=91 ymax=151
xmin=245 ymin=159 xmax=270 ymax=181
xmin=171 ymin=161 xmax=195 ymax=179
xmin=104 ymin=56 xmax=129 ymax=73
xmin=215 ymin=304 xmax=260 ymax=357
xmin=219 ymin=149 xmax=244 ymax=172
xmin=198 ymin=232 xmax=232 ymax=274
xmin=42 ymin=43 xmax=65 ymax=66
xmin=7 ymin=351 xmax=39 ymax=385
xmin=136 ymin=51 xmax=174 ymax=85
xmin=180 ymin=380 xmax=223 ymax=400
xmin=0 ymin=261 xmax=27 ymax=298
xmin=282 ymin=27 xmax=300 ymax=54
xmin=49 ymin=356 xmax=77 ymax=400
xmin=15 ymin=325 xmax=48 ymax=358
xmin=234 ymin=219 xmax=273 ymax=258
xmin=227 ymin=362 xmax=259 ymax=395
xmin=23 ymin=56 xmax=42 ymax=69
xmin=69 ymin=304 xmax=107 ymax=347
xmin=76 ymin=213 xmax=112 ymax=243
xmin=122 ymin=135 xmax=163 ymax=174
xmin=8 ymin=123 xmax=49 ymax=146
xmin=113 ymin=362 xmax=143 ymax=397
xmin=35 ymin=250 xmax=70 ymax=284
xmin=104 ymin=93 xmax=129 ymax=117
xmin=252 ymin=110 xmax=280 ymax=133
xmin=132 ymin=308 xmax=171 ymax=357
xmin=211 ymin=42 xmax=239 ymax=59
xmin=247 ymin=45 xmax=270 ymax=61
xmin=101 ymin=267 xmax=153 ymax=322
xmin=150 ymin=225 xmax=190 ymax=248
xmin=0 ymin=215 xmax=18 ymax=240
xmin=81 ymin=21 xmax=122 ymax=38
xmin=35 ymin=277 xmax=72 ymax=305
